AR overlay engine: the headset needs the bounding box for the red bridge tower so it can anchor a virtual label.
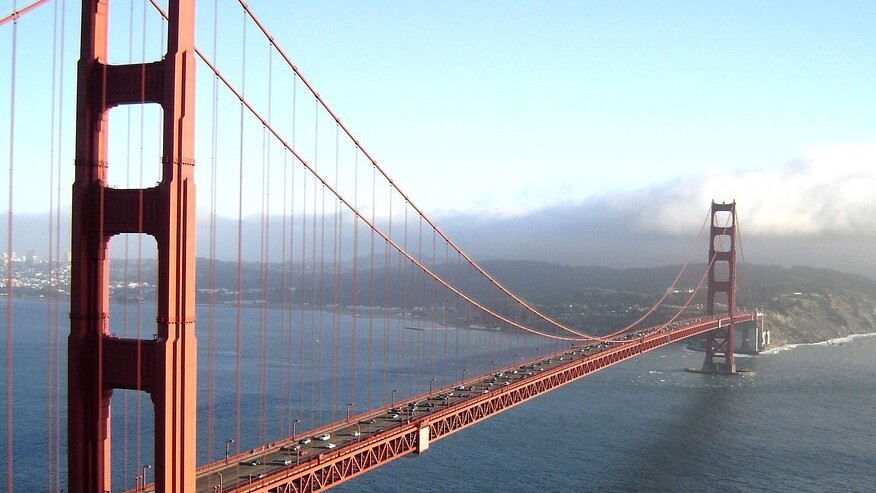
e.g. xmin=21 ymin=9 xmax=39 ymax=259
xmin=702 ymin=201 xmax=737 ymax=373
xmin=69 ymin=0 xmax=197 ymax=491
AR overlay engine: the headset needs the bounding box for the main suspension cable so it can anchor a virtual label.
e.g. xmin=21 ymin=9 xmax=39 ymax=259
xmin=0 ymin=0 xmax=52 ymax=26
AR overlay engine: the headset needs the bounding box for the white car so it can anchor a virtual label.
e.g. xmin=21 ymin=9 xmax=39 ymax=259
xmin=318 ymin=433 xmax=331 ymax=441
xmin=325 ymin=443 xmax=336 ymax=449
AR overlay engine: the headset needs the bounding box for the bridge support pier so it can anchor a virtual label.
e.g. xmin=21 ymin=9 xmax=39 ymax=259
xmin=416 ymin=424 xmax=431 ymax=454
xmin=701 ymin=201 xmax=737 ymax=374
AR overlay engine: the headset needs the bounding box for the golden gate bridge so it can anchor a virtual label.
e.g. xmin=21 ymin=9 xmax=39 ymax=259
xmin=2 ymin=1 xmax=761 ymax=491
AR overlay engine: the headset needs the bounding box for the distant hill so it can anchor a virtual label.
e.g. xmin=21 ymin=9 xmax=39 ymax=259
xmin=16 ymin=251 xmax=869 ymax=347
xmin=475 ymin=260 xmax=876 ymax=347
xmin=186 ymin=257 xmax=876 ymax=347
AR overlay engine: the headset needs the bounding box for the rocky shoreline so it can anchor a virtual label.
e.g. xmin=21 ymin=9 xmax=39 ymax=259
xmin=763 ymin=291 xmax=876 ymax=347
xmin=744 ymin=265 xmax=876 ymax=347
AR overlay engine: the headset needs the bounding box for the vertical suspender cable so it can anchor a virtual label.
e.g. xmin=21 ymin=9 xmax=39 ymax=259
xmin=53 ymin=2 xmax=67 ymax=487
xmin=299 ymin=146 xmax=310 ymax=429
xmin=318 ymin=163 xmax=327 ymax=423
xmin=452 ymin=253 xmax=461 ymax=388
xmin=234 ymin=7 xmax=248 ymax=454
xmin=417 ymin=215 xmax=425 ymax=387
xmin=431 ymin=227 xmax=438 ymax=392
xmin=119 ymin=2 xmax=136 ymax=485
xmin=300 ymin=163 xmax=309 ymax=428
xmin=330 ymin=124 xmax=340 ymax=424
xmin=367 ymin=162 xmax=376 ymax=411
xmin=135 ymin=0 xmax=147 ymax=476
xmin=382 ymin=191 xmax=392 ymax=405
xmin=136 ymin=3 xmax=147 ymax=475
xmin=398 ymin=202 xmax=407 ymax=396
xmin=442 ymin=241 xmax=450 ymax=390
xmin=350 ymin=146 xmax=359 ymax=415
xmin=283 ymin=149 xmax=293 ymax=436
xmin=311 ymin=106 xmax=319 ymax=426
xmin=416 ymin=214 xmax=424 ymax=388
xmin=46 ymin=1 xmax=61 ymax=487
xmin=279 ymin=149 xmax=288 ymax=435
xmin=258 ymin=124 xmax=267 ymax=445
xmin=207 ymin=0 xmax=220 ymax=462
xmin=257 ymin=46 xmax=270 ymax=444
xmin=291 ymin=75 xmax=305 ymax=432
xmin=277 ymin=56 xmax=289 ymax=437
xmin=295 ymin=78 xmax=310 ymax=429
xmin=260 ymin=40 xmax=274 ymax=444
xmin=465 ymin=260 xmax=475 ymax=380
xmin=5 ymin=3 xmax=18 ymax=489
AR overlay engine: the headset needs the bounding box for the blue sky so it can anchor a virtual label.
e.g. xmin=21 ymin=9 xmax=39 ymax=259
xmin=2 ymin=0 xmax=875 ymax=238
xmin=239 ymin=1 xmax=876 ymax=223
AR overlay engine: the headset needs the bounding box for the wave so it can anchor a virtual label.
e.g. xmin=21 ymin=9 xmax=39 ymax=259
xmin=761 ymin=331 xmax=876 ymax=355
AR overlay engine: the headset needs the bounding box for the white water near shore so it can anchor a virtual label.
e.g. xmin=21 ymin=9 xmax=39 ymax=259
xmin=761 ymin=331 xmax=876 ymax=355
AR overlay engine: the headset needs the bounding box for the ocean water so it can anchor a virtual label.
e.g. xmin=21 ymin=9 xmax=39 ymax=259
xmin=2 ymin=300 xmax=875 ymax=492
xmin=333 ymin=334 xmax=876 ymax=493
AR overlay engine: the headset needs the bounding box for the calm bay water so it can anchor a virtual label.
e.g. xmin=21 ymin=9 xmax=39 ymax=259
xmin=333 ymin=334 xmax=876 ymax=493
xmin=2 ymin=299 xmax=875 ymax=492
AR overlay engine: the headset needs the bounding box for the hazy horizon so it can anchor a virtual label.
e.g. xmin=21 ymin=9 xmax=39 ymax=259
xmin=4 ymin=196 xmax=874 ymax=281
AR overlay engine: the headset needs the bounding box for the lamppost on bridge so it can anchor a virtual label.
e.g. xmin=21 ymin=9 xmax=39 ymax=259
xmin=292 ymin=418 xmax=300 ymax=438
xmin=355 ymin=423 xmax=362 ymax=443
xmin=214 ymin=471 xmax=223 ymax=493
xmin=225 ymin=438 xmax=235 ymax=463
xmin=135 ymin=475 xmax=142 ymax=491
xmin=391 ymin=389 xmax=398 ymax=407
xmin=490 ymin=360 xmax=495 ymax=373
xmin=463 ymin=368 xmax=468 ymax=383
xmin=141 ymin=464 xmax=151 ymax=491
xmin=429 ymin=377 xmax=435 ymax=394
xmin=346 ymin=402 xmax=353 ymax=421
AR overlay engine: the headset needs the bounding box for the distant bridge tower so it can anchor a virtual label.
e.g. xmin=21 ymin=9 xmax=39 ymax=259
xmin=69 ymin=0 xmax=197 ymax=492
xmin=702 ymin=201 xmax=737 ymax=373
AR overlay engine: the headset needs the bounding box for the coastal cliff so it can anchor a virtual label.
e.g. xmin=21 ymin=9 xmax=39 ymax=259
xmin=750 ymin=266 xmax=876 ymax=346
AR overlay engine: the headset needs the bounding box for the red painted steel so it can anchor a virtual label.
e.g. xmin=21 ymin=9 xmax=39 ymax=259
xmin=70 ymin=0 xmax=197 ymax=491
xmin=703 ymin=201 xmax=738 ymax=373
xmin=207 ymin=314 xmax=753 ymax=493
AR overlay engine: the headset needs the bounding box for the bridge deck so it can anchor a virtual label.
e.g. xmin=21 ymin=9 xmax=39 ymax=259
xmin=140 ymin=314 xmax=753 ymax=493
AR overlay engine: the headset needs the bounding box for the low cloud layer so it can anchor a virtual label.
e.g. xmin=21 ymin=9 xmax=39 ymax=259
xmin=633 ymin=143 xmax=876 ymax=236
xmin=439 ymin=144 xmax=876 ymax=278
